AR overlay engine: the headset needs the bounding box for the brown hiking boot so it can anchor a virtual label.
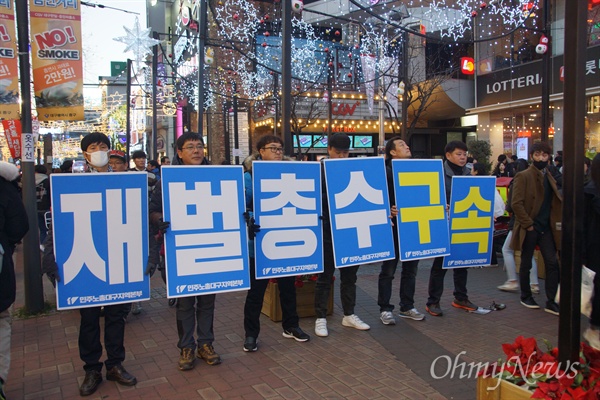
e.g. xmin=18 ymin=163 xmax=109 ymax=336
xmin=178 ymin=347 xmax=195 ymax=371
xmin=197 ymin=343 xmax=222 ymax=365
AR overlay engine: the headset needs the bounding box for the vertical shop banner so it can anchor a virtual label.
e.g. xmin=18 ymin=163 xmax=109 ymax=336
xmin=1 ymin=119 xmax=21 ymax=159
xmin=51 ymin=173 xmax=150 ymax=310
xmin=29 ymin=0 xmax=84 ymax=121
xmin=252 ymin=161 xmax=323 ymax=279
xmin=161 ymin=166 xmax=250 ymax=298
xmin=391 ymin=159 xmax=450 ymax=261
xmin=0 ymin=1 xmax=19 ymax=119
xmin=443 ymin=176 xmax=496 ymax=269
xmin=323 ymin=157 xmax=395 ymax=268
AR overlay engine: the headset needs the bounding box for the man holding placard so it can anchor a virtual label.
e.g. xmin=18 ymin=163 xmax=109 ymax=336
xmin=149 ymin=133 xmax=222 ymax=371
xmin=314 ymin=133 xmax=371 ymax=337
xmin=426 ymin=141 xmax=478 ymax=317
xmin=378 ymin=137 xmax=424 ymax=325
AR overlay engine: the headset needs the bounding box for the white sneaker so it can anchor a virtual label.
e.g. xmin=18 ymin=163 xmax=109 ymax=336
xmin=315 ymin=318 xmax=328 ymax=337
xmin=342 ymin=314 xmax=370 ymax=330
xmin=380 ymin=311 xmax=396 ymax=325
xmin=398 ymin=308 xmax=425 ymax=321
xmin=584 ymin=327 xmax=600 ymax=350
xmin=497 ymin=280 xmax=519 ymax=292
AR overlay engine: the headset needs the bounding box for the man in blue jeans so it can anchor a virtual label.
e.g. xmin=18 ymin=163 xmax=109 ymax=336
xmin=378 ymin=136 xmax=424 ymax=325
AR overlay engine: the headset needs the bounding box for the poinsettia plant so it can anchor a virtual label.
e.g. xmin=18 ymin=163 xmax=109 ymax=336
xmin=479 ymin=336 xmax=600 ymax=399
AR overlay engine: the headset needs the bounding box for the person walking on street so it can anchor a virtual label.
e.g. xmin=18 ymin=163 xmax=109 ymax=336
xmin=510 ymin=142 xmax=562 ymax=315
xmin=34 ymin=165 xmax=51 ymax=245
xmin=497 ymin=158 xmax=540 ymax=293
xmin=0 ymin=161 xmax=29 ymax=400
xmin=583 ymin=154 xmax=600 ymax=349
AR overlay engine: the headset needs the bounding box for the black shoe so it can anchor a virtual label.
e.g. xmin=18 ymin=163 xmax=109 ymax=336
xmin=520 ymin=297 xmax=540 ymax=309
xmin=106 ymin=365 xmax=137 ymax=386
xmin=545 ymin=301 xmax=559 ymax=316
xmin=79 ymin=370 xmax=102 ymax=396
xmin=426 ymin=303 xmax=443 ymax=316
xmin=282 ymin=327 xmax=310 ymax=342
xmin=243 ymin=337 xmax=258 ymax=352
xmin=168 ymin=298 xmax=177 ymax=307
xmin=452 ymin=298 xmax=478 ymax=311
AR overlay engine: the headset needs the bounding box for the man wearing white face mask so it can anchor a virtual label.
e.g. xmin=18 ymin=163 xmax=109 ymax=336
xmin=42 ymin=132 xmax=138 ymax=396
xmin=82 ymin=132 xmax=111 ymax=172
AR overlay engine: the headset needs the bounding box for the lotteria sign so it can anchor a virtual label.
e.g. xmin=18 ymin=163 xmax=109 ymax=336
xmin=477 ymin=44 xmax=600 ymax=107
xmin=460 ymin=57 xmax=475 ymax=75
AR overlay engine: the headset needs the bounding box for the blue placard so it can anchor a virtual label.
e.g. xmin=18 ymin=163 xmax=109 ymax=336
xmin=161 ymin=165 xmax=250 ymax=297
xmin=392 ymin=159 xmax=451 ymax=261
xmin=253 ymin=161 xmax=323 ymax=279
xmin=323 ymin=157 xmax=395 ymax=267
xmin=443 ymin=176 xmax=496 ymax=269
xmin=51 ymin=173 xmax=150 ymax=310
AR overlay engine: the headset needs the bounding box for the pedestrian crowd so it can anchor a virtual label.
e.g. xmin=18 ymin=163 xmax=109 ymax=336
xmin=0 ymin=131 xmax=597 ymax=399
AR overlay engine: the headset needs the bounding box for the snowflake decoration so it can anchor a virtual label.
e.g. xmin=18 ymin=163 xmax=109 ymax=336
xmin=420 ymin=0 xmax=540 ymax=41
xmin=114 ymin=17 xmax=161 ymax=71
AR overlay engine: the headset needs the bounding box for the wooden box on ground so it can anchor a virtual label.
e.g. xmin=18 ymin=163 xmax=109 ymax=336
xmin=261 ymin=280 xmax=334 ymax=322
xmin=477 ymin=377 xmax=533 ymax=400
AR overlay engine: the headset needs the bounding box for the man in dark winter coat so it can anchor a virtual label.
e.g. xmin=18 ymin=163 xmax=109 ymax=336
xmin=0 ymin=161 xmax=29 ymax=400
xmin=149 ymin=132 xmax=221 ymax=371
xmin=43 ymin=132 xmax=138 ymax=396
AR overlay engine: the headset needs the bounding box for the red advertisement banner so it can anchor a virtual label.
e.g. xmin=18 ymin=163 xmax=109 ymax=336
xmin=29 ymin=0 xmax=84 ymax=121
xmin=2 ymin=119 xmax=22 ymax=159
xmin=0 ymin=2 xmax=20 ymax=119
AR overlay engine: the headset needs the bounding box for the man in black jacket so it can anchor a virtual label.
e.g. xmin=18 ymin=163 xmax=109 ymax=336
xmin=378 ymin=136 xmax=424 ymax=325
xmin=426 ymin=141 xmax=478 ymax=317
xmin=0 ymin=161 xmax=29 ymax=400
xmin=149 ymin=132 xmax=221 ymax=371
xmin=43 ymin=132 xmax=138 ymax=396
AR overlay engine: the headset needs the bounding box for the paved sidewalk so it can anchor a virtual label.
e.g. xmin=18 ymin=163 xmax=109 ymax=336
xmin=5 ymin=246 xmax=567 ymax=400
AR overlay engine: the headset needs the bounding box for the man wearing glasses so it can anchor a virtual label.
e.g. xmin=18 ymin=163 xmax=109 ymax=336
xmin=108 ymin=150 xmax=128 ymax=172
xmin=243 ymin=135 xmax=310 ymax=352
xmin=149 ymin=133 xmax=222 ymax=371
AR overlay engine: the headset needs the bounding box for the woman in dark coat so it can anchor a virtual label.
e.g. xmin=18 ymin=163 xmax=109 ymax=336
xmin=0 ymin=161 xmax=29 ymax=398
xmin=583 ymin=154 xmax=600 ymax=349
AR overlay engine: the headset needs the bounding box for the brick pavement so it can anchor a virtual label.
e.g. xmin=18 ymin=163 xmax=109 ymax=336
xmin=5 ymin=247 xmax=573 ymax=400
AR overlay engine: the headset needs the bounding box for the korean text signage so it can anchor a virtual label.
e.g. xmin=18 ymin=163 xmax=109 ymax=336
xmin=323 ymin=158 xmax=395 ymax=268
xmin=252 ymin=161 xmax=323 ymax=279
xmin=443 ymin=176 xmax=496 ymax=268
xmin=0 ymin=1 xmax=19 ymax=118
xmin=1 ymin=119 xmax=21 ymax=159
xmin=161 ymin=166 xmax=250 ymax=297
xmin=477 ymin=45 xmax=600 ymax=107
xmin=29 ymin=0 xmax=84 ymax=121
xmin=51 ymin=173 xmax=150 ymax=310
xmin=392 ymin=159 xmax=450 ymax=261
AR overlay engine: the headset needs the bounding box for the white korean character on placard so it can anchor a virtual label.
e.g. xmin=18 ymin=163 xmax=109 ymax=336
xmin=259 ymin=173 xmax=318 ymax=260
xmin=334 ymin=171 xmax=388 ymax=248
